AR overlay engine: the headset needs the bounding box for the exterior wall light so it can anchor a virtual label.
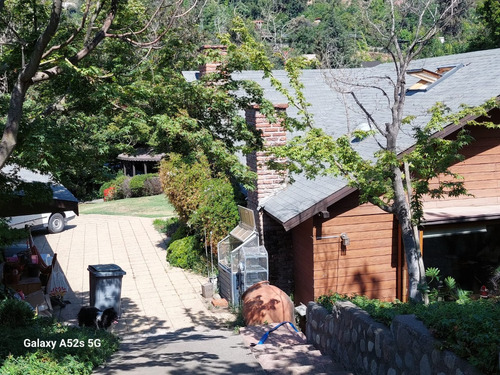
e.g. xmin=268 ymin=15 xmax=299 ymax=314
xmin=340 ymin=233 xmax=350 ymax=246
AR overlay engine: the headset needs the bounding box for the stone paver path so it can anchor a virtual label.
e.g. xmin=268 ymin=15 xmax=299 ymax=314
xmin=33 ymin=214 xmax=235 ymax=334
xmin=31 ymin=213 xmax=349 ymax=374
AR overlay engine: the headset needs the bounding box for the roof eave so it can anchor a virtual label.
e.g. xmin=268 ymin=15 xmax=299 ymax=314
xmin=400 ymin=96 xmax=500 ymax=156
xmin=271 ymin=186 xmax=357 ymax=231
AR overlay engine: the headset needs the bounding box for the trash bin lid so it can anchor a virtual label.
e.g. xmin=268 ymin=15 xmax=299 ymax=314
xmin=88 ymin=264 xmax=126 ymax=276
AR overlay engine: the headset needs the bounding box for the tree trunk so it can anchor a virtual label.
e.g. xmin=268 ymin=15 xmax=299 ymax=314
xmin=0 ymin=80 xmax=29 ymax=168
xmin=0 ymin=0 xmax=63 ymax=170
xmin=0 ymin=0 xmax=119 ymax=170
xmin=393 ymin=165 xmax=425 ymax=302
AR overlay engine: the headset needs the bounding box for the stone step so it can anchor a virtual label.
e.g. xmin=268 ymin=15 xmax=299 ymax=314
xmin=240 ymin=324 xmax=354 ymax=375
xmin=254 ymin=345 xmax=349 ymax=374
xmin=251 ymin=344 xmax=334 ymax=366
xmin=240 ymin=324 xmax=307 ymax=347
xmin=265 ymin=364 xmax=354 ymax=375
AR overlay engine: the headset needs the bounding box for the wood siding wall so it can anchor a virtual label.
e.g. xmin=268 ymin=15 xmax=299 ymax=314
xmin=311 ymin=194 xmax=399 ymax=302
xmin=424 ymin=115 xmax=500 ymax=209
xmin=288 ymin=111 xmax=500 ymax=306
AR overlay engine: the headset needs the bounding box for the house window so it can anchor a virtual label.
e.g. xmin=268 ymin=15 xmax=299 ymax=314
xmin=423 ymin=222 xmax=500 ymax=293
xmin=406 ymin=64 xmax=463 ymax=94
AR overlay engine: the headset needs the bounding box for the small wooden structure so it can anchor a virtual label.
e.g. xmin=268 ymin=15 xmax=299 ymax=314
xmin=117 ymin=148 xmax=164 ymax=176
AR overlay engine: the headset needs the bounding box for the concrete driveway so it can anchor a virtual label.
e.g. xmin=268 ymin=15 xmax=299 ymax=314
xmin=32 ymin=214 xmax=262 ymax=374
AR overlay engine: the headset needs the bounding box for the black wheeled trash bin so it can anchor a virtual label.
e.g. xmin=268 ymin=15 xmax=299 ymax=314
xmin=88 ymin=264 xmax=126 ymax=316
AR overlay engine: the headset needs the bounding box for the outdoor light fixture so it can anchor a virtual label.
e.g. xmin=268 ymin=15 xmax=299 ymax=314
xmin=340 ymin=233 xmax=350 ymax=246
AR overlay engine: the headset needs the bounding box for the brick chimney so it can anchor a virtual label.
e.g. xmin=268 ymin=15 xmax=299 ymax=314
xmin=246 ymin=104 xmax=288 ymax=212
xmin=246 ymin=104 xmax=294 ymax=290
xmin=198 ymin=45 xmax=227 ymax=78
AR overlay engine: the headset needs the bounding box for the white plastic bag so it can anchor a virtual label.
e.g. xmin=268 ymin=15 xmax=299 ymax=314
xmin=46 ymin=257 xmax=69 ymax=299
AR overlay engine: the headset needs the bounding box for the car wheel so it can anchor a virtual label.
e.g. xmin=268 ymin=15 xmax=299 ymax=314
xmin=48 ymin=213 xmax=65 ymax=233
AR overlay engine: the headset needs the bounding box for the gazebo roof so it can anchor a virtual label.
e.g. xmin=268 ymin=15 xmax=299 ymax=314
xmin=117 ymin=148 xmax=164 ymax=162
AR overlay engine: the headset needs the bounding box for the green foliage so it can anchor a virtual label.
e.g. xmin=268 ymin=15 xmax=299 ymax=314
xmin=129 ymin=174 xmax=161 ymax=197
xmin=169 ymin=220 xmax=190 ymax=243
xmin=100 ymin=175 xmax=127 ymax=200
xmin=160 ymin=151 xmax=240 ymax=273
xmin=160 ymin=153 xmax=212 ymax=222
xmin=317 ymin=293 xmax=413 ymax=326
xmin=166 ymin=235 xmax=203 ymax=270
xmin=1 ymin=0 xmax=205 ymax=200
xmin=317 ymin=293 xmax=500 ymax=375
xmin=470 ymin=0 xmax=500 ymax=49
xmin=0 ymin=299 xmax=35 ymax=328
xmin=190 ymin=177 xmax=240 ymax=246
xmin=1 ymin=351 xmax=87 ymax=374
xmin=160 ymin=152 xmax=240 ymax=245
xmin=417 ymin=300 xmax=500 ymax=374
xmin=0 ymin=317 xmax=119 ymax=374
xmin=422 ymin=267 xmax=472 ymax=303
xmin=0 ymin=219 xmax=29 ymax=247
xmin=100 ymin=173 xmax=161 ymax=200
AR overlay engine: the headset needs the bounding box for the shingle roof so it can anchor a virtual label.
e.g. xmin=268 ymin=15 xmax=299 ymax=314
xmin=117 ymin=148 xmax=165 ymax=162
xmin=186 ymin=48 xmax=500 ymax=229
xmin=241 ymin=49 xmax=500 ymax=229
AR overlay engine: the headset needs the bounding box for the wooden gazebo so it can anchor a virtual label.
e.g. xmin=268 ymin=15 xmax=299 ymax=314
xmin=117 ymin=148 xmax=164 ymax=176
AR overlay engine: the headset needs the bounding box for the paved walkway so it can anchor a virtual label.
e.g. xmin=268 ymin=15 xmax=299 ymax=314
xmin=33 ymin=214 xmax=262 ymax=374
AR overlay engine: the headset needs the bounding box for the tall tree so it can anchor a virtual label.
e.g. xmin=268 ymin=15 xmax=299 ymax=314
xmin=247 ymin=0 xmax=497 ymax=302
xmin=0 ymin=0 xmax=198 ymax=170
xmin=473 ymin=0 xmax=500 ymax=49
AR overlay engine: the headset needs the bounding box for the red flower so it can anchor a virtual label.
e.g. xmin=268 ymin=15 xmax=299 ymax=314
xmin=103 ymin=186 xmax=116 ymax=201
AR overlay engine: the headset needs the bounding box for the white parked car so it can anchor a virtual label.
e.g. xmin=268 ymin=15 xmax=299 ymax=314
xmin=8 ymin=210 xmax=77 ymax=234
xmin=2 ymin=165 xmax=79 ymax=234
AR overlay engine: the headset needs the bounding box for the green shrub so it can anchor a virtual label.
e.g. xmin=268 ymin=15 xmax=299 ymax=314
xmin=0 ymin=318 xmax=119 ymax=374
xmin=416 ymin=300 xmax=499 ymax=374
xmin=143 ymin=175 xmax=162 ymax=196
xmin=99 ymin=174 xmax=128 ymax=200
xmin=160 ymin=152 xmax=240 ymax=245
xmin=98 ymin=181 xmax=114 ymax=198
xmin=0 ymin=298 xmax=35 ymax=328
xmin=190 ymin=177 xmax=240 ymax=245
xmin=129 ymin=174 xmax=148 ymax=197
xmin=160 ymin=153 xmax=211 ymax=222
xmin=167 ymin=235 xmax=203 ymax=270
xmin=128 ymin=173 xmax=161 ymax=197
xmin=1 ymin=351 xmax=87 ymax=374
xmin=100 ymin=173 xmax=161 ymax=200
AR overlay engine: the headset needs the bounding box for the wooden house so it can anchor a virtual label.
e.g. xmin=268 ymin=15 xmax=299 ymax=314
xmin=186 ymin=48 xmax=500 ymax=305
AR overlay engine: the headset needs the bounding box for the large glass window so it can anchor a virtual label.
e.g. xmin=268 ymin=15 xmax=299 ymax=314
xmin=423 ymin=222 xmax=500 ymax=293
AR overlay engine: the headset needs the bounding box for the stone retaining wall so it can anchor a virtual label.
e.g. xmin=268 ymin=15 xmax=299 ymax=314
xmin=306 ymin=301 xmax=483 ymax=375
